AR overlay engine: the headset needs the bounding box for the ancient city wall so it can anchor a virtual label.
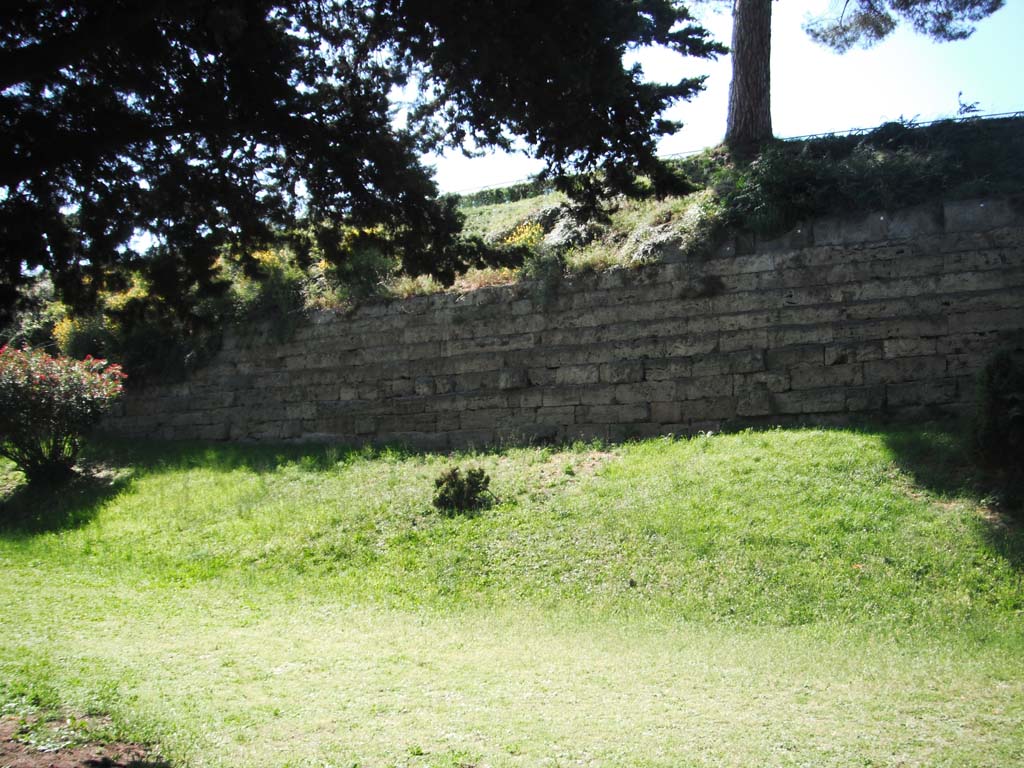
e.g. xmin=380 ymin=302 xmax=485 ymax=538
xmin=106 ymin=197 xmax=1024 ymax=449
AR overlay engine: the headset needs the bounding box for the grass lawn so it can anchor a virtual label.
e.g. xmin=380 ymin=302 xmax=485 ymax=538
xmin=1 ymin=426 xmax=1021 ymax=767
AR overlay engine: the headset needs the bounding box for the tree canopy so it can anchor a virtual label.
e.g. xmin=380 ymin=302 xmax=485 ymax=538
xmin=0 ymin=0 xmax=724 ymax=322
xmin=805 ymin=0 xmax=1005 ymax=53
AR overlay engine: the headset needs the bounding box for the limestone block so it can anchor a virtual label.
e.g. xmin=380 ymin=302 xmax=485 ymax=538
xmin=766 ymin=345 xmax=824 ymax=370
xmin=937 ymin=332 xmax=1003 ymax=356
xmin=460 ymin=409 xmax=519 ymax=430
xmin=719 ymin=328 xmax=769 ymax=353
xmin=769 ymin=325 xmax=835 ymax=348
xmin=735 ymin=370 xmax=791 ymax=394
xmin=459 ymin=393 xmax=509 ymax=411
xmin=947 ymin=308 xmax=1024 ymax=334
xmin=612 ymin=382 xmax=675 ymax=404
xmin=824 ymin=341 xmax=884 ymax=366
xmin=886 ymin=379 xmax=957 ymax=407
xmin=944 ymin=198 xmax=1020 ymax=233
xmin=542 ymin=388 xmax=581 ymax=407
xmin=834 ymin=317 xmax=947 ymax=342
xmin=837 ymin=211 xmax=890 ymax=244
xmin=736 ymin=382 xmax=773 ymax=416
xmin=886 ymin=203 xmax=943 ymax=239
xmin=772 ymin=389 xmax=846 ymax=414
xmin=883 ymin=337 xmax=938 ymax=359
xmin=681 ymin=396 xmax=737 ymax=420
xmin=443 ymin=430 xmax=496 ymax=450
xmin=645 ymin=358 xmax=693 ymax=382
xmin=844 ymin=385 xmax=886 ymax=412
xmin=650 ymin=401 xmax=681 ymax=423
xmin=600 ymin=361 xmax=644 ymax=384
xmin=555 ymin=365 xmax=601 ymax=386
xmin=534 ymin=405 xmax=577 ymax=426
xmin=701 ymin=252 xmax=774 ymax=276
xmin=562 ymin=423 xmax=610 ymax=443
xmin=755 ymin=222 xmax=813 ymax=252
xmin=691 ymin=350 xmax=764 ymax=377
xmin=677 ymin=375 xmax=733 ymax=401
xmin=435 ymin=412 xmax=461 ymax=432
xmin=498 ymin=368 xmax=529 ymax=390
xmin=943 ymin=250 xmax=1013 ymax=273
xmin=863 ymin=356 xmax=948 ymax=384
xmin=666 ymin=334 xmax=719 ymax=358
xmin=381 ymin=378 xmax=415 ymax=397
xmin=520 ymin=369 xmax=554 ymax=390
xmin=286 ymin=402 xmax=316 ymax=420
xmin=608 ymin=422 xmax=664 ymax=441
xmin=579 ymin=386 xmax=618 ymax=406
xmin=575 ymin=403 xmax=649 ymax=424
xmin=790 ymin=364 xmax=863 ymax=390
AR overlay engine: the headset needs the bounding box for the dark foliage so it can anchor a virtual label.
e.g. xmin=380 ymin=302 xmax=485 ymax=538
xmin=432 ymin=466 xmax=494 ymax=516
xmin=974 ymin=350 xmax=1024 ymax=485
xmin=0 ymin=0 xmax=723 ymax=324
xmin=805 ymin=0 xmax=1004 ymax=53
xmin=681 ymin=115 xmax=1024 ymax=236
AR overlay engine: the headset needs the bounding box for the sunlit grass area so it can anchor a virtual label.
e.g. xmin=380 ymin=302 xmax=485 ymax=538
xmin=2 ymin=427 xmax=1022 ymax=767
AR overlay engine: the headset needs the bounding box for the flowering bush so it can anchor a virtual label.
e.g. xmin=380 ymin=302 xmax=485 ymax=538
xmin=0 ymin=346 xmax=126 ymax=484
xmin=502 ymin=220 xmax=545 ymax=251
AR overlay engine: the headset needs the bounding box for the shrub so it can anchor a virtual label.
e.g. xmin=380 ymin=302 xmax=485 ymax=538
xmin=52 ymin=313 xmax=118 ymax=360
xmin=0 ymin=346 xmax=126 ymax=484
xmin=974 ymin=349 xmax=1024 ymax=510
xmin=974 ymin=350 xmax=1024 ymax=465
xmin=502 ymin=221 xmax=545 ymax=251
xmin=432 ymin=466 xmax=494 ymax=515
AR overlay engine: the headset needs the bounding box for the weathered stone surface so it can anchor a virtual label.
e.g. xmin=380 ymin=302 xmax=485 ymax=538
xmin=102 ymin=197 xmax=1024 ymax=447
xmin=944 ymin=198 xmax=1020 ymax=232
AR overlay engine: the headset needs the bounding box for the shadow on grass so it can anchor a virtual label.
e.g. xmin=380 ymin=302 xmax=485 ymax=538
xmin=0 ymin=466 xmax=132 ymax=537
xmin=89 ymin=436 xmax=438 ymax=476
xmin=880 ymin=421 xmax=1023 ymax=571
xmin=1 ymin=436 xmax=458 ymax=537
xmin=881 ymin=423 xmax=981 ymax=499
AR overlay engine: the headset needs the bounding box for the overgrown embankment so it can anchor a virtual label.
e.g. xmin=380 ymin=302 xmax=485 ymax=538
xmin=6 ymin=115 xmax=1022 ymax=385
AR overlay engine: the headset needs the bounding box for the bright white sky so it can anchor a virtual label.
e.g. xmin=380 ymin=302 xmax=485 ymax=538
xmin=425 ymin=0 xmax=1024 ymax=194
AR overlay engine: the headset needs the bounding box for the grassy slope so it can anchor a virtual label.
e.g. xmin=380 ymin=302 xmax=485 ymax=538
xmin=454 ymin=116 xmax=1024 ymax=289
xmin=1 ymin=427 xmax=1022 ymax=767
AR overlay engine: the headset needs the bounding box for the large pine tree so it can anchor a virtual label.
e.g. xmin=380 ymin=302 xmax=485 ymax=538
xmin=724 ymin=0 xmax=1006 ymax=150
xmin=0 ymin=0 xmax=724 ymax=320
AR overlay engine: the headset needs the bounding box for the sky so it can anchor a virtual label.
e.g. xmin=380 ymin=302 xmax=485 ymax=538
xmin=424 ymin=0 xmax=1024 ymax=194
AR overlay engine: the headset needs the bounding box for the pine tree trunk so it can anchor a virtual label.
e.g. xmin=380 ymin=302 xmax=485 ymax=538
xmin=725 ymin=0 xmax=773 ymax=152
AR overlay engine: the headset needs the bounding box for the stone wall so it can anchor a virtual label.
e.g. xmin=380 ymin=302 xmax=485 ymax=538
xmin=105 ymin=197 xmax=1024 ymax=449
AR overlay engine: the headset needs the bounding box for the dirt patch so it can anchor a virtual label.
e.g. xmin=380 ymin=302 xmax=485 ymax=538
xmin=0 ymin=716 xmax=166 ymax=768
xmin=531 ymin=449 xmax=617 ymax=490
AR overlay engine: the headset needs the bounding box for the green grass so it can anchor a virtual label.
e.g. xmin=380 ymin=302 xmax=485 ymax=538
xmin=460 ymin=192 xmax=564 ymax=241
xmin=1 ymin=427 xmax=1022 ymax=767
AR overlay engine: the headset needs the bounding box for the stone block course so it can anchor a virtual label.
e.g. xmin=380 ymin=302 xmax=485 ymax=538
xmin=105 ymin=196 xmax=1024 ymax=447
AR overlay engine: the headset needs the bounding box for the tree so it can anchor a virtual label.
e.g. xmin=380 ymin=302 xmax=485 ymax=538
xmin=0 ymin=1 xmax=724 ymax=323
xmin=724 ymin=0 xmax=1006 ymax=150
xmin=724 ymin=0 xmax=772 ymax=153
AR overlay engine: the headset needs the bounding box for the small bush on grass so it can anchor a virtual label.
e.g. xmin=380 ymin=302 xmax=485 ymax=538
xmin=0 ymin=346 xmax=125 ymax=485
xmin=432 ymin=467 xmax=495 ymax=516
